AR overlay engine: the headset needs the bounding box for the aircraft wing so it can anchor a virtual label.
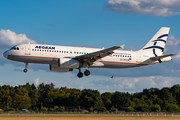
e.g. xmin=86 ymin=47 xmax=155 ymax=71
xmin=74 ymin=44 xmax=125 ymax=64
xmin=150 ymin=54 xmax=176 ymax=61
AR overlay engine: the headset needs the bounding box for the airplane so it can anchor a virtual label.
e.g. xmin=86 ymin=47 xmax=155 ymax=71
xmin=3 ymin=27 xmax=175 ymax=78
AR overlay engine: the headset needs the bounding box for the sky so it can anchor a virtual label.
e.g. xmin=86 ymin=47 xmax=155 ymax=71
xmin=0 ymin=0 xmax=180 ymax=93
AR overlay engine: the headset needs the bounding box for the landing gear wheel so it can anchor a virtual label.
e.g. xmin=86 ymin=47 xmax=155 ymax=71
xmin=23 ymin=69 xmax=27 ymax=73
xmin=77 ymin=72 xmax=83 ymax=78
xmin=84 ymin=70 xmax=90 ymax=76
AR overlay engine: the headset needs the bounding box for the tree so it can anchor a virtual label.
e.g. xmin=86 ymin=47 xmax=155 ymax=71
xmin=0 ymin=88 xmax=13 ymax=111
xmin=13 ymin=94 xmax=31 ymax=109
xmin=170 ymin=84 xmax=180 ymax=106
xmin=80 ymin=89 xmax=104 ymax=110
xmin=126 ymin=106 xmax=134 ymax=112
xmin=111 ymin=92 xmax=130 ymax=110
xmin=68 ymin=89 xmax=81 ymax=106
xmin=101 ymin=92 xmax=112 ymax=110
xmin=167 ymin=104 xmax=180 ymax=112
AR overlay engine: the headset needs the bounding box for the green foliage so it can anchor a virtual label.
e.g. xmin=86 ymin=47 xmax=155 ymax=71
xmin=111 ymin=91 xmax=131 ymax=108
xmin=56 ymin=106 xmax=65 ymax=112
xmin=72 ymin=108 xmax=78 ymax=112
xmin=49 ymin=107 xmax=54 ymax=111
xmin=0 ymin=83 xmax=180 ymax=112
xmin=167 ymin=104 xmax=180 ymax=112
xmin=125 ymin=106 xmax=134 ymax=112
xmin=80 ymin=89 xmax=104 ymax=110
xmin=40 ymin=107 xmax=48 ymax=111
xmin=109 ymin=108 xmax=117 ymax=112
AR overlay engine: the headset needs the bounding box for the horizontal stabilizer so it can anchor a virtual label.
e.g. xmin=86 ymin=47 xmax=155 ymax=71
xmin=150 ymin=54 xmax=176 ymax=61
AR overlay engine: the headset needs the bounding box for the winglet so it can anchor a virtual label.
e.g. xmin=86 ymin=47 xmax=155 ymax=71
xmin=120 ymin=44 xmax=125 ymax=49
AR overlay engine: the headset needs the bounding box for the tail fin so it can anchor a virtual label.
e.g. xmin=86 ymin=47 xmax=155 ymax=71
xmin=140 ymin=27 xmax=170 ymax=56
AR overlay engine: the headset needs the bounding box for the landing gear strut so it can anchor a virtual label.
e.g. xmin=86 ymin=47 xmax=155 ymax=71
xmin=77 ymin=68 xmax=83 ymax=78
xmin=77 ymin=67 xmax=91 ymax=78
xmin=23 ymin=62 xmax=28 ymax=73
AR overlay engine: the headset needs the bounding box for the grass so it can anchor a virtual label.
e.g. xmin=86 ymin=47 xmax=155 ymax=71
xmin=0 ymin=114 xmax=180 ymax=120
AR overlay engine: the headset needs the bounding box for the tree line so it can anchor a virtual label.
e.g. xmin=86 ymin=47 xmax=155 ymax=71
xmin=0 ymin=83 xmax=180 ymax=112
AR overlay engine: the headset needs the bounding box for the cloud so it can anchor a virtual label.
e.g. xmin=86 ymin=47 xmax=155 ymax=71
xmin=91 ymin=76 xmax=180 ymax=92
xmin=104 ymin=0 xmax=180 ymax=16
xmin=34 ymin=78 xmax=40 ymax=85
xmin=165 ymin=35 xmax=180 ymax=53
xmin=0 ymin=29 xmax=37 ymax=48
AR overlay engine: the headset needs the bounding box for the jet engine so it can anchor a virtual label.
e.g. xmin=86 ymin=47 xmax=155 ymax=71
xmin=50 ymin=64 xmax=73 ymax=72
xmin=58 ymin=58 xmax=80 ymax=68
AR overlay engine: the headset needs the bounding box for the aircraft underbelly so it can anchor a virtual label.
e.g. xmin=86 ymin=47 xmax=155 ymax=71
xmin=8 ymin=55 xmax=58 ymax=65
xmin=101 ymin=62 xmax=137 ymax=68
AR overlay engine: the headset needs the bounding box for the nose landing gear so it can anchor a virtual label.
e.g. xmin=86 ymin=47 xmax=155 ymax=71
xmin=23 ymin=62 xmax=28 ymax=73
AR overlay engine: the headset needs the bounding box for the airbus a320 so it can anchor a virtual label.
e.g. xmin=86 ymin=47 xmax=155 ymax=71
xmin=3 ymin=27 xmax=175 ymax=78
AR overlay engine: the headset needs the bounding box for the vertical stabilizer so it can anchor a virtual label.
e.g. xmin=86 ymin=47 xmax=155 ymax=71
xmin=140 ymin=27 xmax=170 ymax=56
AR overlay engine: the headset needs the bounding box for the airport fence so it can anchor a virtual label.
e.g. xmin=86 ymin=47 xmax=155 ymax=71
xmin=1 ymin=111 xmax=180 ymax=116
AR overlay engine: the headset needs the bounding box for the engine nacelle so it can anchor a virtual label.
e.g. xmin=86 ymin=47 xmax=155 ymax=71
xmin=58 ymin=58 xmax=79 ymax=68
xmin=50 ymin=65 xmax=73 ymax=72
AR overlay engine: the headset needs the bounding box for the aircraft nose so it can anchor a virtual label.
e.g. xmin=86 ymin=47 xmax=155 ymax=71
xmin=3 ymin=51 xmax=8 ymax=59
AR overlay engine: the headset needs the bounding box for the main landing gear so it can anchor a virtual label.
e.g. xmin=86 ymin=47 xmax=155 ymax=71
xmin=77 ymin=68 xmax=90 ymax=78
xmin=23 ymin=62 xmax=28 ymax=73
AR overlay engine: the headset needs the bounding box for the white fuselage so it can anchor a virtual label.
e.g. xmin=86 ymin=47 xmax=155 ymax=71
xmin=2 ymin=27 xmax=174 ymax=78
xmin=3 ymin=44 xmax=169 ymax=69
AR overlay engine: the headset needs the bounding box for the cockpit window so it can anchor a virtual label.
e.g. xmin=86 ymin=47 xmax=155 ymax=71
xmin=10 ymin=46 xmax=19 ymax=50
xmin=10 ymin=46 xmax=16 ymax=50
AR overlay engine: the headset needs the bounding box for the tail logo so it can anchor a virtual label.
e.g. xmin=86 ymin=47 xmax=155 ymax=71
xmin=143 ymin=34 xmax=168 ymax=57
xmin=143 ymin=34 xmax=168 ymax=63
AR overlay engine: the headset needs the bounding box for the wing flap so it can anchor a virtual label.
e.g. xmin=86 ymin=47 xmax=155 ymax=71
xmin=74 ymin=44 xmax=125 ymax=64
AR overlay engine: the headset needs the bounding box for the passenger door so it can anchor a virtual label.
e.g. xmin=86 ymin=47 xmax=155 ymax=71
xmin=137 ymin=53 xmax=141 ymax=63
xmin=25 ymin=44 xmax=30 ymax=55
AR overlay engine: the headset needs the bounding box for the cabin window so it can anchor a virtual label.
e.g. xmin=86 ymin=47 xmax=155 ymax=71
xmin=32 ymin=49 xmax=34 ymax=51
